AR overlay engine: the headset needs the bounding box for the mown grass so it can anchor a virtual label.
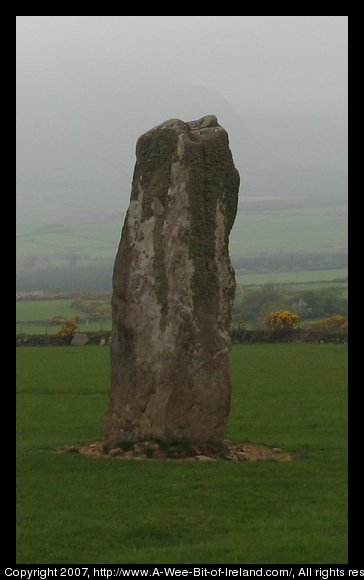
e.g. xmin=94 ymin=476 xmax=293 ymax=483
xmin=16 ymin=344 xmax=347 ymax=564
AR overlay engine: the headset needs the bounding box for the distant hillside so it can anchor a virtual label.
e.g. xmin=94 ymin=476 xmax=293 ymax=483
xmin=16 ymin=66 xmax=347 ymax=291
xmin=17 ymin=67 xmax=347 ymax=210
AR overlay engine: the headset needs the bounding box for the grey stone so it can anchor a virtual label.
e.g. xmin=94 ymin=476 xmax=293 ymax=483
xmin=224 ymin=454 xmax=238 ymax=462
xmin=71 ymin=333 xmax=89 ymax=346
xmin=195 ymin=455 xmax=216 ymax=462
xmin=236 ymin=452 xmax=249 ymax=461
xmin=109 ymin=448 xmax=122 ymax=457
xmin=106 ymin=115 xmax=239 ymax=445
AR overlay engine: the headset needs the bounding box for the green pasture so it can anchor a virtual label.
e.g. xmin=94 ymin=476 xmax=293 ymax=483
xmin=16 ymin=299 xmax=112 ymax=334
xmin=17 ymin=205 xmax=347 ymax=265
xmin=229 ymin=208 xmax=347 ymax=256
xmin=16 ymin=299 xmax=83 ymax=321
xmin=16 ymin=344 xmax=347 ymax=564
xmin=236 ymin=268 xmax=348 ymax=287
xmin=16 ymin=320 xmax=111 ymax=335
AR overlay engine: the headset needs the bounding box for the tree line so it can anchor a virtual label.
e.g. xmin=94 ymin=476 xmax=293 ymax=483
xmin=232 ymin=283 xmax=347 ymax=328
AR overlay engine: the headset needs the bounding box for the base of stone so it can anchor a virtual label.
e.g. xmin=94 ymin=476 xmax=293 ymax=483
xmin=53 ymin=437 xmax=293 ymax=462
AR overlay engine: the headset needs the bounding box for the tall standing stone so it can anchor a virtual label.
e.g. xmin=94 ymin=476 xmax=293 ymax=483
xmin=106 ymin=115 xmax=239 ymax=446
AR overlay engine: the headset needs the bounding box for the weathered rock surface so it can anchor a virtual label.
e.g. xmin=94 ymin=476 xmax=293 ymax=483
xmin=105 ymin=115 xmax=240 ymax=445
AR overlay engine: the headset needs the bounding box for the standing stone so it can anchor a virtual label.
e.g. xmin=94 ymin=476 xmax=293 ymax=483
xmin=106 ymin=115 xmax=239 ymax=446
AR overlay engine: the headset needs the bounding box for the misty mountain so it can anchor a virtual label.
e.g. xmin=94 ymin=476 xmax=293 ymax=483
xmin=16 ymin=64 xmax=347 ymax=216
xmin=241 ymin=164 xmax=347 ymax=205
xmin=231 ymin=99 xmax=347 ymax=172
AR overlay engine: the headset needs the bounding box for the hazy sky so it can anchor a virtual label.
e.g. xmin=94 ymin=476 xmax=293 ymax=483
xmin=16 ymin=16 xmax=348 ymax=210
xmin=16 ymin=16 xmax=348 ymax=288
xmin=17 ymin=16 xmax=347 ymax=104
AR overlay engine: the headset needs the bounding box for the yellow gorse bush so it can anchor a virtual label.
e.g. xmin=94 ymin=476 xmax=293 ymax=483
xmin=264 ymin=310 xmax=300 ymax=330
xmin=58 ymin=318 xmax=79 ymax=337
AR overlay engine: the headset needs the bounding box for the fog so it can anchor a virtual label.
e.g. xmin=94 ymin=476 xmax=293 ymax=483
xmin=16 ymin=16 xmax=348 ymax=291
xmin=16 ymin=16 xmax=347 ymax=102
xmin=16 ymin=16 xmax=347 ymax=202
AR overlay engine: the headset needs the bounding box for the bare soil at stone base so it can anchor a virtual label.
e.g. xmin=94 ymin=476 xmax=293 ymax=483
xmin=54 ymin=437 xmax=293 ymax=462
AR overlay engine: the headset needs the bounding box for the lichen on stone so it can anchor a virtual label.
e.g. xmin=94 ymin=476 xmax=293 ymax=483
xmin=106 ymin=115 xmax=240 ymax=445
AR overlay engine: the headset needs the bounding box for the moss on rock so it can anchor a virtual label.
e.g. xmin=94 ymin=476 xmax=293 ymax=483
xmin=107 ymin=116 xmax=240 ymax=445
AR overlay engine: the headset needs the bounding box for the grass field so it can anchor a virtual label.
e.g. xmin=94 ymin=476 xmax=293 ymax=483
xmin=229 ymin=207 xmax=347 ymax=256
xmin=236 ymin=268 xmax=348 ymax=287
xmin=16 ymin=299 xmax=112 ymax=334
xmin=16 ymin=299 xmax=84 ymax=321
xmin=16 ymin=344 xmax=347 ymax=564
xmin=16 ymin=320 xmax=112 ymax=335
xmin=17 ymin=204 xmax=347 ymax=266
xmin=15 ymin=267 xmax=348 ymax=336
